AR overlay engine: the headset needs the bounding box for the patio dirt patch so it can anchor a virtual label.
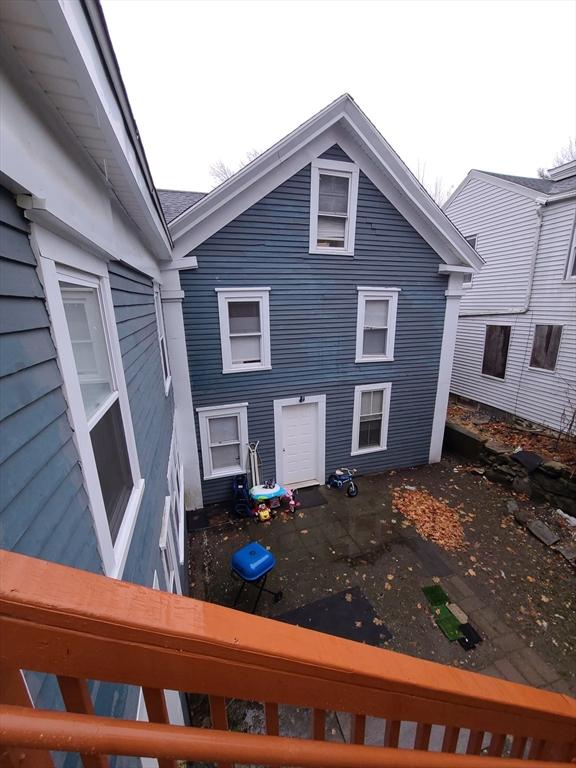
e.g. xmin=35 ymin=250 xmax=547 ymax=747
xmin=187 ymin=454 xmax=575 ymax=699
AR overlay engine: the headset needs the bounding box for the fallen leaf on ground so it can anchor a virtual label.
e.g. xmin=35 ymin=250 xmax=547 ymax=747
xmin=373 ymin=617 xmax=384 ymax=626
xmin=345 ymin=593 xmax=353 ymax=602
xmin=391 ymin=487 xmax=466 ymax=551
xmin=300 ymin=529 xmax=308 ymax=535
xmin=355 ymin=621 xmax=362 ymax=628
xmin=386 ymin=574 xmax=394 ymax=581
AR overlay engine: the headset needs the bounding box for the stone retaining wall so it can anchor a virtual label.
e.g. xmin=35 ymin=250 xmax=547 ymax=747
xmin=444 ymin=422 xmax=576 ymax=517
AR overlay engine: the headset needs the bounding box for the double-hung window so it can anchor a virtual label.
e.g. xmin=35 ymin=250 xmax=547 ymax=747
xmin=197 ymin=403 xmax=249 ymax=480
xmin=355 ymin=288 xmax=399 ymax=362
xmin=154 ymin=284 xmax=171 ymax=394
xmin=40 ymin=251 xmax=145 ymax=579
xmin=530 ymin=325 xmax=562 ymax=371
xmin=351 ymin=383 xmax=392 ymax=455
xmin=482 ymin=325 xmax=511 ymax=379
xmin=216 ymin=288 xmax=271 ymax=373
xmin=310 ymin=159 xmax=359 ymax=255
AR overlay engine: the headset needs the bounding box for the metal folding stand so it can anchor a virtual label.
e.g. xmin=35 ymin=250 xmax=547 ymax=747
xmin=232 ymin=571 xmax=283 ymax=614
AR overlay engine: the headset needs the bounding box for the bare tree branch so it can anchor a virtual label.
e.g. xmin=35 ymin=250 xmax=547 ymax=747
xmin=537 ymin=137 xmax=576 ymax=178
xmin=415 ymin=161 xmax=454 ymax=206
xmin=209 ymin=149 xmax=260 ymax=186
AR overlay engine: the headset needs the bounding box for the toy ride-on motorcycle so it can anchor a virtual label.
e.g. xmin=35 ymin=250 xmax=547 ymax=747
xmin=327 ymin=467 xmax=358 ymax=497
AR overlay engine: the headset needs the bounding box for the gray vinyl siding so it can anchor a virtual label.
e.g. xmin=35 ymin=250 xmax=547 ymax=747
xmin=181 ymin=145 xmax=448 ymax=504
xmin=108 ymin=262 xmax=178 ymax=591
xmin=0 ymin=185 xmax=102 ymax=572
xmin=447 ymin=179 xmax=576 ymax=431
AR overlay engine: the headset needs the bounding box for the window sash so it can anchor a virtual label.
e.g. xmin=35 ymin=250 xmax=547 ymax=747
xmin=530 ymin=325 xmax=562 ymax=371
xmin=355 ymin=289 xmax=399 ymax=362
xmin=482 ymin=325 xmax=511 ymax=379
xmin=217 ymin=290 xmax=270 ymax=373
xmin=198 ymin=403 xmax=249 ymax=479
xmin=309 ymin=160 xmax=359 ymax=255
xmin=352 ymin=383 xmax=391 ymax=455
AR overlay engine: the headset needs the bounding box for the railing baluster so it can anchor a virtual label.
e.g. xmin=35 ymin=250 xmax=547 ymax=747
xmin=312 ymin=709 xmax=326 ymax=740
xmin=209 ymin=695 xmax=232 ymax=768
xmin=264 ymin=702 xmax=279 ymax=736
xmin=383 ymin=719 xmax=400 ymax=747
xmin=352 ymin=713 xmax=366 ymax=745
xmin=511 ymin=734 xmax=528 ymax=759
xmin=414 ymin=721 xmax=432 ymax=750
xmin=528 ymin=738 xmax=545 ymax=760
xmin=488 ymin=732 xmax=506 ymax=756
xmin=466 ymin=729 xmax=485 ymax=755
xmin=0 ymin=664 xmax=54 ymax=767
xmin=442 ymin=724 xmax=460 ymax=752
xmin=57 ymin=677 xmax=107 ymax=768
xmin=142 ymin=688 xmax=177 ymax=768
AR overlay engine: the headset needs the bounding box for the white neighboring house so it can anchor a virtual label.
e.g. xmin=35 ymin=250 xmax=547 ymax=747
xmin=444 ymin=161 xmax=576 ymax=433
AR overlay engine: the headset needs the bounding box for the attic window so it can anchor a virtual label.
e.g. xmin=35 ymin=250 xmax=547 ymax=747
xmin=310 ymin=159 xmax=359 ymax=255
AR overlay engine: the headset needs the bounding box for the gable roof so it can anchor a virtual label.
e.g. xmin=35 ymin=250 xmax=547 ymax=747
xmin=168 ymin=94 xmax=483 ymax=271
xmin=157 ymin=189 xmax=206 ymax=222
xmin=479 ymin=171 xmax=576 ymax=196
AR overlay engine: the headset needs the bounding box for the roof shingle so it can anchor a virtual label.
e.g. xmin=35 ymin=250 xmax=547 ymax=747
xmin=157 ymin=189 xmax=206 ymax=223
xmin=478 ymin=171 xmax=576 ymax=196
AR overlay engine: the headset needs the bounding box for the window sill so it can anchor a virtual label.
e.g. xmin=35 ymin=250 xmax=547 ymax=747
xmin=351 ymin=445 xmax=387 ymax=456
xmin=528 ymin=365 xmax=557 ymax=374
xmin=309 ymin=247 xmax=355 ymax=257
xmin=355 ymin=356 xmax=394 ymax=364
xmin=203 ymin=466 xmax=245 ymax=481
xmin=222 ymin=365 xmax=272 ymax=374
xmin=111 ymin=478 xmax=146 ymax=580
xmin=481 ymin=373 xmax=507 ymax=382
xmin=164 ymin=376 xmax=172 ymax=397
xmin=560 ymin=278 xmax=576 ymax=285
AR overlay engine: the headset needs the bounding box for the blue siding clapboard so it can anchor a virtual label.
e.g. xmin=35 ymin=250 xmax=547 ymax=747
xmin=0 ymin=186 xmax=102 ymax=569
xmin=181 ymin=145 xmax=448 ymax=504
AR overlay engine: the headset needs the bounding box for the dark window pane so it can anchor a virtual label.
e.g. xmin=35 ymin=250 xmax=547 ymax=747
xmin=90 ymin=399 xmax=132 ymax=542
xmin=359 ymin=415 xmax=382 ymax=449
xmin=482 ymin=325 xmax=511 ymax=378
xmin=530 ymin=325 xmax=562 ymax=370
xmin=571 ymin=247 xmax=576 ymax=277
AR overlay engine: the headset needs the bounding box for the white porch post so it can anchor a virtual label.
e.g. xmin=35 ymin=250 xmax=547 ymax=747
xmin=429 ymin=271 xmax=465 ymax=463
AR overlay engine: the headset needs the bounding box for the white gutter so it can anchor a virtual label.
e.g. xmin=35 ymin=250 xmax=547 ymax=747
xmin=460 ymin=201 xmax=544 ymax=317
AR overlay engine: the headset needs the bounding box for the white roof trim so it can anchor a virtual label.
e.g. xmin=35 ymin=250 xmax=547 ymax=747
xmin=170 ymin=95 xmax=483 ymax=271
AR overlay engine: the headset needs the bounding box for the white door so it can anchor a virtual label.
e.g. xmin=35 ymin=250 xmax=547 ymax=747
xmin=274 ymin=396 xmax=326 ymax=488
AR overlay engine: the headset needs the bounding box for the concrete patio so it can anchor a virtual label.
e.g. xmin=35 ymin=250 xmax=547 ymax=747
xmin=187 ymin=454 xmax=575 ymax=744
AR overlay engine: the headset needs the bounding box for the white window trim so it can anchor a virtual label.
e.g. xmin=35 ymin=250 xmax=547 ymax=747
xmin=355 ymin=287 xmax=400 ymax=363
xmin=167 ymin=420 xmax=185 ymax=565
xmin=197 ymin=402 xmax=249 ymax=480
xmin=159 ymin=496 xmax=182 ymax=595
xmin=564 ymin=241 xmax=576 ymax=282
xmin=528 ymin=324 xmax=563 ymax=373
xmin=351 ymin=383 xmax=392 ymax=456
xmin=154 ymin=283 xmax=172 ymax=395
xmin=462 ymin=236 xmax=478 ymax=289
xmin=309 ymin=158 xmax=359 ymax=256
xmin=34 ymin=230 xmax=145 ymax=580
xmin=480 ymin=322 xmax=513 ymax=381
xmin=216 ymin=287 xmax=271 ymax=374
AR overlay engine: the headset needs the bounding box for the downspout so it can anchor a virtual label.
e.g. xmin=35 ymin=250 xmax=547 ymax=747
xmin=460 ymin=200 xmax=545 ymax=317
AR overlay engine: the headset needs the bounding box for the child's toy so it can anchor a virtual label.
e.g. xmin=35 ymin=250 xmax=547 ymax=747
xmin=282 ymin=487 xmax=299 ymax=513
xmin=256 ymin=503 xmax=271 ymax=522
xmin=250 ymin=482 xmax=287 ymax=503
xmin=327 ymin=467 xmax=359 ymax=497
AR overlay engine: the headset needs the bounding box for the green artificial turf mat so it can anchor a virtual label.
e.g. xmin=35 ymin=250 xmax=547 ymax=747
xmin=422 ymin=584 xmax=449 ymax=606
xmin=434 ymin=605 xmax=464 ymax=641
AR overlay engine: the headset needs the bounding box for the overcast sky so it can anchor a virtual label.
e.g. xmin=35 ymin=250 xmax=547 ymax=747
xmin=102 ymin=0 xmax=576 ymax=196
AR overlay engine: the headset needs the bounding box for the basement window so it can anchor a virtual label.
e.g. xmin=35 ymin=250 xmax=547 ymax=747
xmin=530 ymin=325 xmax=562 ymax=371
xmin=216 ymin=288 xmax=271 ymax=373
xmin=482 ymin=325 xmax=511 ymax=379
xmin=309 ymin=159 xmax=359 ymax=255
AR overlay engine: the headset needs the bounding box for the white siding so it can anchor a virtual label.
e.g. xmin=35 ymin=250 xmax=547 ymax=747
xmin=445 ymin=178 xmax=538 ymax=313
xmin=447 ymin=179 xmax=576 ymax=432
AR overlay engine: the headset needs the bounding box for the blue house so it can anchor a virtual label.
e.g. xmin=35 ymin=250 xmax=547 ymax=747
xmin=163 ymin=96 xmax=483 ymax=506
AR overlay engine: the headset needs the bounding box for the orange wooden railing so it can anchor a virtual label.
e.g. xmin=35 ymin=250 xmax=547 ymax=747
xmin=0 ymin=550 xmax=574 ymax=767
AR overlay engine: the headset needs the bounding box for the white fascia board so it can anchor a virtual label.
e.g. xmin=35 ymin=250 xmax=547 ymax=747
xmin=36 ymin=0 xmax=172 ymax=261
xmin=170 ymin=94 xmax=483 ymax=271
